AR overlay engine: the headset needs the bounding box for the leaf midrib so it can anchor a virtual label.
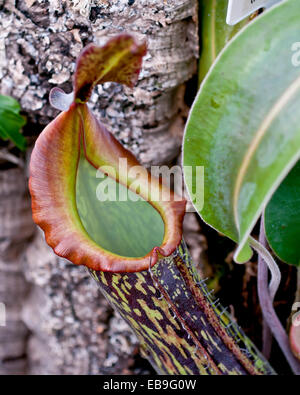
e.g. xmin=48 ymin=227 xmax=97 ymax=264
xmin=233 ymin=72 xmax=300 ymax=234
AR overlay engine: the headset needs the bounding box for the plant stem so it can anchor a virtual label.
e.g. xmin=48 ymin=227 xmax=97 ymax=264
xmin=250 ymin=235 xmax=300 ymax=374
xmin=250 ymin=236 xmax=281 ymax=302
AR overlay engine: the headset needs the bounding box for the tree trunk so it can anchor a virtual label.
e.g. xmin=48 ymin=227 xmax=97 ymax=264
xmin=0 ymin=0 xmax=199 ymax=374
xmin=0 ymin=167 xmax=35 ymax=374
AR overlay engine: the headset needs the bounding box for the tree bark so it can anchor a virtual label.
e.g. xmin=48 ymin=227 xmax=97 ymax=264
xmin=0 ymin=167 xmax=35 ymax=374
xmin=1 ymin=0 xmax=198 ymax=165
xmin=0 ymin=0 xmax=199 ymax=374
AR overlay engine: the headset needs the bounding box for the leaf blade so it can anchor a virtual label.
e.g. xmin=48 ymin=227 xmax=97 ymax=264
xmin=183 ymin=0 xmax=300 ymax=262
xmin=0 ymin=95 xmax=26 ymax=151
xmin=199 ymin=0 xmax=248 ymax=84
xmin=265 ymin=161 xmax=300 ymax=266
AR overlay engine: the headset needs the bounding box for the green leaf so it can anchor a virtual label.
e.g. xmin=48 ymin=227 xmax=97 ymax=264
xmin=0 ymin=94 xmax=21 ymax=114
xmin=183 ymin=0 xmax=300 ymax=263
xmin=0 ymin=94 xmax=26 ymax=151
xmin=265 ymin=161 xmax=300 ymax=266
xmin=199 ymin=0 xmax=248 ymax=84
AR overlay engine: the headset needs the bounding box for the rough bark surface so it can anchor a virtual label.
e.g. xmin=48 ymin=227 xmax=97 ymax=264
xmin=22 ymin=231 xmax=141 ymax=374
xmin=0 ymin=0 xmax=198 ymax=165
xmin=0 ymin=167 xmax=35 ymax=374
xmin=0 ymin=0 xmax=199 ymax=374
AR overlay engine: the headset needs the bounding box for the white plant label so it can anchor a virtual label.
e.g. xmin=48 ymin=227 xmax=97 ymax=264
xmin=227 ymin=0 xmax=283 ymax=26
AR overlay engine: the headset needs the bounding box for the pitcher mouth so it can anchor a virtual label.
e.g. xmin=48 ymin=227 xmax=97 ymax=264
xmin=29 ymin=103 xmax=186 ymax=273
